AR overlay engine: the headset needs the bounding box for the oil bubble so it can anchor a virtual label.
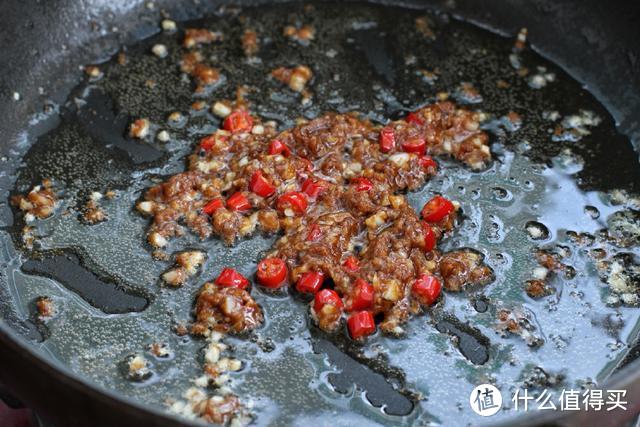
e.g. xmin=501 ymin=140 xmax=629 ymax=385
xmin=491 ymin=186 xmax=512 ymax=202
xmin=525 ymin=221 xmax=550 ymax=241
xmin=584 ymin=205 xmax=600 ymax=219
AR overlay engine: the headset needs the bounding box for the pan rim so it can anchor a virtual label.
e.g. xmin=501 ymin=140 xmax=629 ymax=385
xmin=0 ymin=322 xmax=199 ymax=426
xmin=0 ymin=0 xmax=639 ymax=425
xmin=3 ymin=309 xmax=640 ymax=425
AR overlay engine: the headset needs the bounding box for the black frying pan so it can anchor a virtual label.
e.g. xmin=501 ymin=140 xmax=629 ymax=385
xmin=0 ymin=0 xmax=639 ymax=426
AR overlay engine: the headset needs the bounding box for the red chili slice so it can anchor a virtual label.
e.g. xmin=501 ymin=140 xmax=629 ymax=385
xmin=350 ymin=278 xmax=374 ymax=311
xmin=202 ymin=198 xmax=225 ymax=216
xmin=342 ymin=256 xmax=359 ymax=272
xmin=352 ymin=177 xmax=373 ymax=192
xmin=306 ymin=223 xmax=322 ymax=242
xmin=268 ymin=139 xmax=291 ymax=156
xmin=249 ymin=170 xmax=276 ymax=198
xmin=347 ymin=311 xmax=376 ymax=339
xmin=215 ymin=268 xmax=250 ymax=290
xmin=406 ymin=112 xmax=425 ymax=126
xmin=223 ymin=110 xmax=253 ymax=133
xmin=423 ymin=223 xmax=437 ymax=251
xmin=379 ymin=127 xmax=396 ymax=153
xmin=301 ymin=178 xmax=325 ymax=199
xmin=411 ymin=274 xmax=442 ymax=306
xmin=199 ymin=134 xmax=216 ymax=151
xmin=421 ymin=195 xmax=455 ymax=223
xmin=277 ymin=191 xmax=308 ymax=215
xmin=419 ymin=155 xmax=437 ymax=170
xmin=401 ymin=136 xmax=427 ymax=155
xmin=314 ymin=289 xmax=343 ymax=313
xmin=296 ymin=271 xmax=324 ymax=294
xmin=256 ymin=257 xmax=288 ymax=288
xmin=226 ymin=192 xmax=251 ymax=211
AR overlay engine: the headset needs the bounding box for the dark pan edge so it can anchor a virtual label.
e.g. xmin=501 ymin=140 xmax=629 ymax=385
xmin=0 ymin=0 xmax=639 ymax=425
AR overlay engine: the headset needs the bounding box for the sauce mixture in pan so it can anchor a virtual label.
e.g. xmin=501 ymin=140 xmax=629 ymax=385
xmin=2 ymin=2 xmax=640 ymax=426
xmin=141 ymin=100 xmax=493 ymax=344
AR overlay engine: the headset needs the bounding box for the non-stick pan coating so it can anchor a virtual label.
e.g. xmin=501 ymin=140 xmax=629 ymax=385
xmin=0 ymin=1 xmax=639 ymax=426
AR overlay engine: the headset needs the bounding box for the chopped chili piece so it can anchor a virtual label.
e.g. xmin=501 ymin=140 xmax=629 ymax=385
xmin=301 ymin=178 xmax=325 ymax=199
xmin=223 ymin=110 xmax=253 ymax=133
xmin=313 ymin=289 xmax=343 ymax=313
xmin=277 ymin=191 xmax=308 ymax=215
xmin=401 ymin=136 xmax=427 ymax=155
xmin=199 ymin=134 xmax=215 ymax=151
xmin=352 ymin=177 xmax=373 ymax=192
xmin=296 ymin=271 xmax=324 ymax=294
xmin=406 ymin=112 xmax=424 ymax=125
xmin=350 ymin=278 xmax=374 ymax=311
xmin=411 ymin=274 xmax=441 ymax=306
xmin=256 ymin=257 xmax=288 ymax=288
xmin=215 ymin=268 xmax=250 ymax=290
xmin=379 ymin=127 xmax=396 ymax=153
xmin=268 ymin=139 xmax=291 ymax=156
xmin=342 ymin=256 xmax=359 ymax=272
xmin=227 ymin=192 xmax=251 ymax=211
xmin=419 ymin=155 xmax=437 ymax=169
xmin=306 ymin=223 xmax=322 ymax=241
xmin=202 ymin=198 xmax=225 ymax=216
xmin=347 ymin=311 xmax=376 ymax=339
xmin=421 ymin=195 xmax=454 ymax=222
xmin=249 ymin=170 xmax=276 ymax=198
xmin=423 ymin=222 xmax=437 ymax=251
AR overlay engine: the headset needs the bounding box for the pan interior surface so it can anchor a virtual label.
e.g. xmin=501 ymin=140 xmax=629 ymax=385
xmin=1 ymin=2 xmax=639 ymax=426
